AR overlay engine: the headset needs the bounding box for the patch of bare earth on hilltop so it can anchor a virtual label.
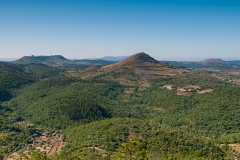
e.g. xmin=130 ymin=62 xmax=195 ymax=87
xmin=220 ymin=144 xmax=240 ymax=158
xmin=161 ymin=84 xmax=213 ymax=96
xmin=161 ymin=84 xmax=174 ymax=90
xmin=197 ymin=89 xmax=213 ymax=94
xmin=153 ymin=107 xmax=165 ymax=112
xmin=177 ymin=85 xmax=213 ymax=96
xmin=228 ymin=144 xmax=240 ymax=153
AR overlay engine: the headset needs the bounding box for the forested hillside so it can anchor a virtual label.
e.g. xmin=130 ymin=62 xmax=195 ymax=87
xmin=60 ymin=118 xmax=226 ymax=159
xmin=1 ymin=53 xmax=240 ymax=159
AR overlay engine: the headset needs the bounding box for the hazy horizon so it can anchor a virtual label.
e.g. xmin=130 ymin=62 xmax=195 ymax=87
xmin=1 ymin=0 xmax=239 ymax=60
xmin=1 ymin=54 xmax=240 ymax=62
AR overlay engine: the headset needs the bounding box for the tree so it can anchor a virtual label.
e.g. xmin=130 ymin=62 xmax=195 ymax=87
xmin=0 ymin=134 xmax=7 ymax=143
xmin=0 ymin=134 xmax=8 ymax=158
xmin=118 ymin=137 xmax=149 ymax=160
xmin=20 ymin=151 xmax=55 ymax=160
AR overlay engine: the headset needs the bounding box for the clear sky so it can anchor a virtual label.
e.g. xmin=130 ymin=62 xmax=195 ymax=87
xmin=0 ymin=0 xmax=240 ymax=60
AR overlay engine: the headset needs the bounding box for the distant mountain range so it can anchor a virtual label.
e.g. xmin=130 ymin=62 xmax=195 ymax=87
xmin=0 ymin=58 xmax=17 ymax=62
xmin=164 ymin=58 xmax=240 ymax=69
xmin=70 ymin=56 xmax=128 ymax=61
xmin=2 ymin=55 xmax=240 ymax=68
xmin=200 ymin=58 xmax=227 ymax=65
xmin=101 ymin=56 xmax=128 ymax=61
xmin=12 ymin=55 xmax=70 ymax=66
xmin=11 ymin=55 xmax=116 ymax=66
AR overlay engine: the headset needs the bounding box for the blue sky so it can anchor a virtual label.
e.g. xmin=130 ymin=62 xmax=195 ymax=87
xmin=0 ymin=0 xmax=239 ymax=60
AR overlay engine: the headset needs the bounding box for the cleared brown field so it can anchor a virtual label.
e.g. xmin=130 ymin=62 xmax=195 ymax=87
xmin=7 ymin=131 xmax=66 ymax=160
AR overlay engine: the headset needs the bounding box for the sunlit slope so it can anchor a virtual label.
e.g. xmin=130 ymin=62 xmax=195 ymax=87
xmin=60 ymin=118 xmax=226 ymax=159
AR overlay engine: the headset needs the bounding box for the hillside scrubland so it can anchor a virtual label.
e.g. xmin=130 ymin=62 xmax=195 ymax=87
xmin=1 ymin=53 xmax=240 ymax=159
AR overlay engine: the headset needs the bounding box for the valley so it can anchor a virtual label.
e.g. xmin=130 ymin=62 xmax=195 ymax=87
xmin=1 ymin=53 xmax=240 ymax=159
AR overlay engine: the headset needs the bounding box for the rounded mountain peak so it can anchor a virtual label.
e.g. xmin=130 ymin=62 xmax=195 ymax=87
xmin=124 ymin=52 xmax=159 ymax=63
xmin=102 ymin=52 xmax=161 ymax=70
xmin=201 ymin=58 xmax=226 ymax=65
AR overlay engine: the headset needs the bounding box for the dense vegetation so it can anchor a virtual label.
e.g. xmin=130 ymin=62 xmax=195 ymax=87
xmin=60 ymin=118 xmax=226 ymax=159
xmin=1 ymin=60 xmax=240 ymax=159
xmin=5 ymin=76 xmax=123 ymax=129
xmin=0 ymin=104 xmax=39 ymax=159
xmin=138 ymin=77 xmax=240 ymax=142
xmin=24 ymin=63 xmax=62 ymax=79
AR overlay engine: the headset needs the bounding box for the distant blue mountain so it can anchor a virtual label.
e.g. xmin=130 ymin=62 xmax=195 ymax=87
xmin=0 ymin=58 xmax=17 ymax=62
xmin=101 ymin=56 xmax=128 ymax=61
